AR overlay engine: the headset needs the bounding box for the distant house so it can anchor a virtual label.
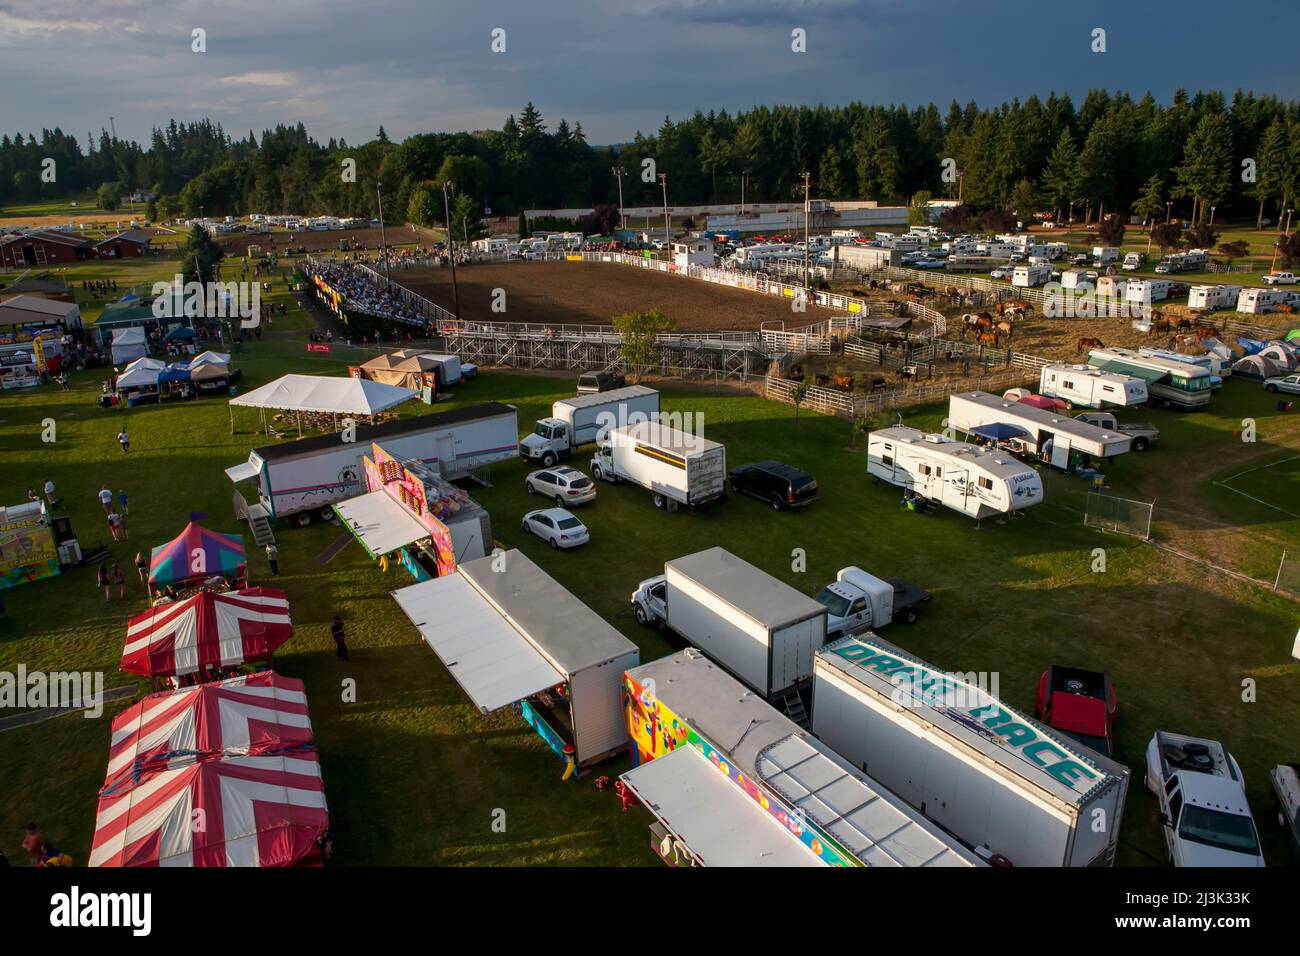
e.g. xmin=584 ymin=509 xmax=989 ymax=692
xmin=0 ymin=230 xmax=95 ymax=269
xmin=96 ymin=230 xmax=153 ymax=259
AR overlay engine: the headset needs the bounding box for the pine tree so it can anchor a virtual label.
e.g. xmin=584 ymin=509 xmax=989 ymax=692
xmin=1175 ymin=112 xmax=1233 ymax=224
xmin=1132 ymin=174 xmax=1165 ymax=229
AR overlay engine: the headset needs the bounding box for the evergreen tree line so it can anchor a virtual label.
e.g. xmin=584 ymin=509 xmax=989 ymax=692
xmin=5 ymin=90 xmax=1300 ymax=230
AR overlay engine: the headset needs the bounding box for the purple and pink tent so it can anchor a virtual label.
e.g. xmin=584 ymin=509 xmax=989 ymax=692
xmin=148 ymin=522 xmax=246 ymax=593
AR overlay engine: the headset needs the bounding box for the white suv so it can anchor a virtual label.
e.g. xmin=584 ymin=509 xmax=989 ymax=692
xmin=525 ymin=466 xmax=597 ymax=507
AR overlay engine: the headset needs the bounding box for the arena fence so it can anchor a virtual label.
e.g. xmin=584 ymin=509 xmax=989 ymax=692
xmin=1084 ymin=492 xmax=1154 ymax=539
xmin=763 ymin=367 xmax=1035 ymax=420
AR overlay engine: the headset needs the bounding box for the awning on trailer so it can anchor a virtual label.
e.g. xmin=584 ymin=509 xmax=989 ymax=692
xmin=391 ymin=574 xmax=564 ymax=713
xmin=970 ymin=422 xmax=1032 ymax=443
xmin=619 ymin=746 xmax=821 ymax=867
xmin=224 ymin=461 xmax=260 ymax=483
xmin=333 ymin=490 xmax=429 ymax=558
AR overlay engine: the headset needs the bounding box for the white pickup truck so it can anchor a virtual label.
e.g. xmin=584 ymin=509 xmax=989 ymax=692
xmin=1263 ymin=271 xmax=1298 ymax=285
xmin=812 ymin=567 xmax=931 ymax=638
xmin=1075 ymin=411 xmax=1159 ymax=452
xmin=1144 ymin=731 xmax=1265 ymax=867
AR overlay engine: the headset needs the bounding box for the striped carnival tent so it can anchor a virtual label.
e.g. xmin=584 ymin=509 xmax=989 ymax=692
xmin=148 ymin=522 xmax=246 ymax=592
xmin=90 ymin=751 xmax=329 ymax=867
xmin=103 ymin=672 xmax=315 ymax=789
xmin=122 ymin=588 xmax=293 ymax=678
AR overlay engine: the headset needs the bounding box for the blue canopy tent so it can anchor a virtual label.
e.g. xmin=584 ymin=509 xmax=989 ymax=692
xmin=164 ymin=325 xmax=196 ymax=342
xmin=970 ymin=422 xmax=1032 ymax=443
xmin=157 ymin=361 xmax=192 ymax=384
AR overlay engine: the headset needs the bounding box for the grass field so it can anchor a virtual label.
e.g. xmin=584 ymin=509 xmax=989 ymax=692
xmin=2 ymin=323 xmax=1299 ymax=867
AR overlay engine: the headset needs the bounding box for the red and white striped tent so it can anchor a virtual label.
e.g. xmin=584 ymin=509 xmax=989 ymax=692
xmin=104 ymin=672 xmax=315 ymax=787
xmin=122 ymin=588 xmax=293 ymax=678
xmin=90 ymin=752 xmax=329 ymax=867
xmin=91 ymin=673 xmax=328 ymax=867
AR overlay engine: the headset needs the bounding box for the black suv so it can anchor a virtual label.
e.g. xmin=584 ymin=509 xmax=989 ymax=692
xmin=577 ymin=370 xmax=626 ymax=393
xmin=729 ymin=461 xmax=819 ymax=511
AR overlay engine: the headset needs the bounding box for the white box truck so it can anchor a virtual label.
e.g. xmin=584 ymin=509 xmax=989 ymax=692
xmin=591 ymin=420 xmax=726 ymax=510
xmin=519 ymin=386 xmax=660 ymax=466
xmin=812 ymin=635 xmax=1131 ymax=866
xmin=225 ymin=402 xmax=519 ymax=528
xmin=630 ymin=546 xmax=828 ymax=701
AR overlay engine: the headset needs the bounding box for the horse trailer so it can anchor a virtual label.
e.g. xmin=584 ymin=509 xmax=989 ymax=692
xmin=1237 ymin=287 xmax=1292 ymax=314
xmin=866 ymin=427 xmax=1043 ymax=520
xmin=1188 ymin=284 xmax=1242 ymax=311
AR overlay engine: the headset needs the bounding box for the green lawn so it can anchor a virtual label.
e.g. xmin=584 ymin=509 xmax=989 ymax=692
xmin=1 ymin=333 xmax=1298 ymax=867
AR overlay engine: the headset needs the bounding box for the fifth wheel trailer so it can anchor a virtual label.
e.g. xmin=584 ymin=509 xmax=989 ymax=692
xmin=812 ymin=635 xmax=1130 ymax=867
xmin=224 ymin=402 xmax=518 ymax=527
xmin=631 ymin=546 xmax=828 ymax=701
xmin=946 ymin=391 xmax=1133 ymax=467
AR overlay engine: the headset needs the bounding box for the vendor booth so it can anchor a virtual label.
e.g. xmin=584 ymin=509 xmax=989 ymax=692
xmin=190 ymin=351 xmax=238 ymax=393
xmin=392 ymin=549 xmax=639 ymax=776
xmin=122 ymin=587 xmax=292 ymax=680
xmin=333 ymin=441 xmax=492 ymax=581
xmin=147 ymin=521 xmax=247 ymax=597
xmin=0 ymin=501 xmax=61 ymax=588
xmin=111 ymin=326 xmax=149 ymax=365
xmin=0 ymin=347 xmax=42 ymax=388
xmin=157 ymin=360 xmax=195 ymax=399
xmin=228 ymin=372 xmax=417 ymax=436
xmin=357 ymin=349 xmax=463 ymax=392
xmin=621 ymin=651 xmax=980 ymax=868
xmin=91 ymin=672 xmax=328 ymax=868
xmin=112 ymin=355 xmax=165 ymax=399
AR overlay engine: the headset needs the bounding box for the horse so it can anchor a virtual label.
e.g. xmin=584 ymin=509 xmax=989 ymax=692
xmin=977 ymin=330 xmax=1000 ymax=347
xmin=1176 ymin=317 xmax=1193 ymax=332
xmin=1076 ymin=336 xmax=1105 ymax=354
xmin=1149 ymin=316 xmax=1173 ymax=335
xmin=1276 ymin=303 xmax=1297 ymax=314
xmin=996 ymin=319 xmax=1014 ymax=338
xmin=1194 ymin=325 xmax=1218 ymax=341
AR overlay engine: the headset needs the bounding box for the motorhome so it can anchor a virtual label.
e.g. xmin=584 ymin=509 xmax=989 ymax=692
xmin=1188 ymin=284 xmax=1243 ymax=311
xmin=1237 ymin=287 xmax=1292 ymax=314
xmin=1039 ymin=364 xmax=1148 ymax=408
xmin=1012 ymin=264 xmax=1052 ymax=287
xmin=866 ymin=427 xmax=1044 ymax=520
xmin=1138 ymin=346 xmax=1231 ymax=379
xmin=1088 ymin=347 xmax=1213 ymax=408
xmin=946 ymin=391 xmax=1133 ymax=466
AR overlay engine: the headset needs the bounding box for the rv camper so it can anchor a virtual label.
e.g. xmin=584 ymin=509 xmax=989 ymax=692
xmin=1038 ymin=364 xmax=1148 ymax=409
xmin=1087 ymin=348 xmax=1213 ymax=408
xmin=946 ymin=391 xmax=1133 ymax=467
xmin=866 ymin=427 xmax=1043 ymax=520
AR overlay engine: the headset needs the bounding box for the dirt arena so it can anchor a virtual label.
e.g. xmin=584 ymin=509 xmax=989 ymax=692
xmin=394 ymin=261 xmax=837 ymax=331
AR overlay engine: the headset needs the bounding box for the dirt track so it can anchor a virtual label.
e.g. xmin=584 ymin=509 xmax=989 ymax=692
xmin=394 ymin=261 xmax=836 ymax=331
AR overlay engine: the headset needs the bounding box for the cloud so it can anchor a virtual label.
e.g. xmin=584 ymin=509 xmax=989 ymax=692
xmin=220 ymin=71 xmax=298 ymax=88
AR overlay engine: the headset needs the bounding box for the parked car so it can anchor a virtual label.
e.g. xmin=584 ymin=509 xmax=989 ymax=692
xmin=577 ymin=370 xmax=626 ymax=393
xmin=1264 ymin=374 xmax=1300 ymax=395
xmin=524 ymin=466 xmax=597 ymax=507
xmin=1264 ymin=272 xmax=1298 ymax=285
xmin=521 ymin=507 xmax=590 ymax=549
xmin=1144 ymin=731 xmax=1265 ymax=867
xmin=989 ymin=267 xmax=1012 ymax=280
xmin=1070 ymin=253 xmax=1089 ymax=266
xmin=729 ymin=461 xmax=819 ymax=510
xmin=1270 ymin=763 xmax=1300 ymax=863
xmin=1034 ymin=665 xmax=1118 ymax=757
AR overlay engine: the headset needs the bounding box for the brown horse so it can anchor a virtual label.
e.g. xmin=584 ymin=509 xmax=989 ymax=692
xmin=1149 ymin=316 xmax=1173 ymax=335
xmin=996 ymin=319 xmax=1014 ymax=337
xmin=1176 ymin=317 xmax=1193 ymax=332
xmin=1277 ymin=303 xmax=1297 ymax=314
xmin=977 ymin=330 xmax=1001 ymax=347
xmin=1076 ymin=336 xmax=1105 ymax=354
xmin=1194 ymin=325 xmax=1219 ymax=341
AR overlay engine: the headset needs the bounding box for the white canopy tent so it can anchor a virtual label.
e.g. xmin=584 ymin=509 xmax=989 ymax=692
xmin=115 ymin=356 xmax=166 ymax=389
xmin=228 ymin=373 xmax=417 ymax=435
xmin=111 ymin=327 xmax=149 ymax=365
xmin=190 ymin=350 xmax=231 ymax=368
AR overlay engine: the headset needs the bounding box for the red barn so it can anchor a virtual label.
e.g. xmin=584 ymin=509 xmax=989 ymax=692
xmin=96 ymin=230 xmax=153 ymax=258
xmin=0 ymin=230 xmax=94 ymax=269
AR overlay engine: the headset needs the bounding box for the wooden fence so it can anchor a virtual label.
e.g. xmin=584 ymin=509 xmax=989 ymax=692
xmin=763 ymin=367 xmax=1037 ymax=420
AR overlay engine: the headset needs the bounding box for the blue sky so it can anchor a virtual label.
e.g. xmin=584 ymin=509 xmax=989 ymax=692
xmin=2 ymin=0 xmax=1298 ymax=146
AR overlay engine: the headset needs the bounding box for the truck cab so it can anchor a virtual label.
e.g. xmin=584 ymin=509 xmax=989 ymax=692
xmin=519 ymin=418 xmax=571 ymax=466
xmin=1144 ymin=731 xmax=1265 ymax=867
xmin=813 ymin=567 xmax=930 ymax=638
xmin=630 ymin=575 xmax=668 ymax=626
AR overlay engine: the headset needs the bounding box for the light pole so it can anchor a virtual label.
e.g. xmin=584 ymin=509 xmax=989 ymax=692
xmin=1210 ymin=205 xmax=1216 ymax=227
xmin=740 ymin=170 xmax=748 ymax=217
xmin=659 ymin=173 xmax=670 ymax=258
xmin=612 ymin=166 xmax=626 ymax=231
xmin=1165 ymin=201 xmax=1172 ymax=225
xmin=375 ymin=182 xmax=390 ymax=286
xmin=802 ymin=171 xmax=811 ymax=290
xmin=1287 ymin=209 xmax=1295 ymax=236
xmin=442 ymin=182 xmax=461 ymax=318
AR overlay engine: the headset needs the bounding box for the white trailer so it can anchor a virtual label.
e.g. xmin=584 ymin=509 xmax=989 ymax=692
xmin=621 ymin=651 xmax=981 ymax=867
xmin=946 ymin=391 xmax=1133 ymax=465
xmin=1088 ymin=348 xmax=1213 ymax=408
xmin=225 ymin=402 xmax=519 ymax=527
xmin=866 ymin=427 xmax=1043 ymax=519
xmin=1011 ymin=264 xmax=1052 ymax=287
xmin=1126 ymin=278 xmax=1173 ymax=304
xmin=1237 ymin=287 xmax=1292 ymax=314
xmin=1092 ymin=246 xmax=1121 ymax=264
xmin=631 ymin=546 xmax=828 ymax=699
xmin=590 ymin=421 xmax=726 ymax=510
xmin=1187 ymin=284 xmax=1242 ymax=311
xmin=1039 ymin=363 xmax=1148 ymax=408
xmin=520 ymin=386 xmax=660 ymax=465
xmin=1059 ymin=269 xmax=1091 ymax=290
xmin=393 ymin=549 xmax=638 ymax=770
xmin=812 ymin=635 xmax=1130 ymax=866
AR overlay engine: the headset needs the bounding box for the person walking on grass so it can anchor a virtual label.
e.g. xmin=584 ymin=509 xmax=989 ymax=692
xmin=107 ymin=511 xmax=121 ymax=541
xmin=117 ymin=427 xmax=130 ymax=453
xmin=118 ymin=489 xmax=129 ymax=515
xmin=331 ymin=615 xmax=349 ymax=660
xmin=135 ymin=551 xmax=148 ymax=583
xmin=99 ymin=485 xmax=113 ymax=512
xmin=43 ymin=478 xmax=60 ymax=511
xmin=97 ymin=565 xmax=110 ymax=602
xmin=110 ymin=563 xmax=125 ymax=599
xmin=265 ymin=542 xmax=279 ymax=576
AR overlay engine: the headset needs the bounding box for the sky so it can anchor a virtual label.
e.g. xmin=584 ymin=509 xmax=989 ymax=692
xmin=2 ymin=0 xmax=1299 ymax=148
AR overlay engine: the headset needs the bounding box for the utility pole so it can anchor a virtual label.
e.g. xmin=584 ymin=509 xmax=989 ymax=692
xmin=659 ymin=173 xmax=670 ymax=259
xmin=109 ymin=116 xmax=116 ymax=141
xmin=612 ymin=166 xmax=626 ymax=231
xmin=957 ymin=170 xmax=964 ymax=206
xmin=802 ymin=171 xmax=811 ymax=290
xmin=443 ymin=182 xmax=461 ymax=318
xmin=376 ymin=183 xmax=390 ymax=286
xmin=740 ymin=170 xmax=748 ymax=217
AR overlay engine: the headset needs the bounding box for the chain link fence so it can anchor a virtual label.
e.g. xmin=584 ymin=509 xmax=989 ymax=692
xmin=1084 ymin=493 xmax=1154 ymax=539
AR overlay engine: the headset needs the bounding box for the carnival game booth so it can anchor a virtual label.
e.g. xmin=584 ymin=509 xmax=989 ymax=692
xmin=392 ymin=549 xmax=639 ymax=777
xmin=122 ymin=587 xmax=293 ymax=685
xmin=333 ymin=441 xmax=492 ymax=581
xmin=621 ymin=650 xmax=980 ymax=868
xmin=0 ymin=500 xmax=61 ymax=589
xmin=147 ymin=522 xmax=248 ymax=599
xmin=228 ymin=372 xmax=418 ymax=437
xmin=90 ymin=672 xmax=329 ymax=867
